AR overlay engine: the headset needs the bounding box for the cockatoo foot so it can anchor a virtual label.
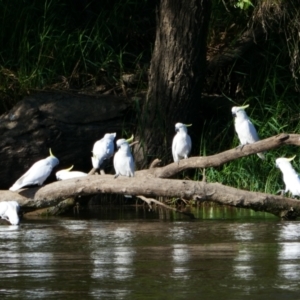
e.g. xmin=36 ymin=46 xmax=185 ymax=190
xmin=236 ymin=144 xmax=245 ymax=151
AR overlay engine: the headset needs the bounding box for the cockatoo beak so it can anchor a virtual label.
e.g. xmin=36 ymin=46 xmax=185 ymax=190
xmin=126 ymin=135 xmax=134 ymax=143
xmin=286 ymin=155 xmax=296 ymax=162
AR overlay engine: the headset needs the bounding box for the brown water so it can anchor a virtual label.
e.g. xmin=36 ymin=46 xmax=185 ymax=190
xmin=1 ymin=206 xmax=300 ymax=299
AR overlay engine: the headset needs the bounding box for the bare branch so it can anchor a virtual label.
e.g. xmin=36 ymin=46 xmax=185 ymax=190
xmin=88 ymin=168 xmax=98 ymax=175
xmin=137 ymin=133 xmax=298 ymax=178
xmin=129 ymin=141 xmax=139 ymax=147
xmin=149 ymin=158 xmax=162 ymax=169
xmin=137 ymin=195 xmax=195 ymax=218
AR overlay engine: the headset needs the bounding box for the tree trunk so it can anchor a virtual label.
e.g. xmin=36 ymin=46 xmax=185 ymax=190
xmin=135 ymin=0 xmax=211 ymax=168
xmin=0 ymin=91 xmax=130 ymax=189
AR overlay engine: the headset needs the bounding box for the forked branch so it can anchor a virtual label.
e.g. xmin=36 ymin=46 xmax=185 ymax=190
xmin=2 ymin=133 xmax=300 ymax=219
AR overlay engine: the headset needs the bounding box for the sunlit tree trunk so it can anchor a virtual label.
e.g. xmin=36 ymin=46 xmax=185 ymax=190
xmin=135 ymin=0 xmax=211 ymax=168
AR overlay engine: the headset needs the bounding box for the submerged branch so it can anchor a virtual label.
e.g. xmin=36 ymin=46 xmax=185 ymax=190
xmin=136 ymin=195 xmax=195 ymax=219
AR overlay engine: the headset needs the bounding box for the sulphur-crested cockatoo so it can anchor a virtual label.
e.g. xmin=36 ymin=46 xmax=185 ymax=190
xmin=276 ymin=156 xmax=300 ymax=197
xmin=231 ymin=105 xmax=265 ymax=159
xmin=9 ymin=149 xmax=59 ymax=191
xmin=91 ymin=133 xmax=116 ymax=169
xmin=0 ymin=201 xmax=20 ymax=225
xmin=172 ymin=123 xmax=192 ymax=162
xmin=113 ymin=135 xmax=135 ymax=178
xmin=56 ymin=165 xmax=87 ymax=180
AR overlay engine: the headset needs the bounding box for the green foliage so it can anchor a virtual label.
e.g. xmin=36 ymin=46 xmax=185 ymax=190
xmin=234 ymin=0 xmax=254 ymax=10
xmin=199 ymin=0 xmax=300 ymax=195
xmin=0 ymin=0 xmax=155 ymax=110
xmin=202 ymin=70 xmax=300 ymax=193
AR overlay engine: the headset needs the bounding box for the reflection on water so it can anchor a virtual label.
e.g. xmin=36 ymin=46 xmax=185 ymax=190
xmin=1 ymin=206 xmax=300 ymax=299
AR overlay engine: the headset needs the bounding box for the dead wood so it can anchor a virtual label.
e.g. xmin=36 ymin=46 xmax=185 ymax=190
xmin=3 ymin=174 xmax=300 ymax=219
xmin=136 ymin=195 xmax=195 ymax=219
xmin=2 ymin=132 xmax=300 ymax=219
xmin=88 ymin=168 xmax=98 ymax=175
xmin=137 ymin=133 xmax=298 ymax=178
xmin=149 ymin=158 xmax=162 ymax=169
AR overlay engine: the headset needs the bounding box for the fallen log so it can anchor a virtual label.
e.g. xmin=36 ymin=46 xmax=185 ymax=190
xmin=3 ymin=174 xmax=300 ymax=219
xmin=2 ymin=132 xmax=300 ymax=219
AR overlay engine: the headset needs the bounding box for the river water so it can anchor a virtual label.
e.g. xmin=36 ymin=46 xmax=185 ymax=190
xmin=1 ymin=205 xmax=300 ymax=299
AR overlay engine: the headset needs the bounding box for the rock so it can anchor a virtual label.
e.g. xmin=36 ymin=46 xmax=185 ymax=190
xmin=0 ymin=91 xmax=130 ymax=189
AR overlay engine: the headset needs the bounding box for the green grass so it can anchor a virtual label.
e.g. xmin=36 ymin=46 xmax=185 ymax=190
xmin=199 ymin=0 xmax=300 ymax=195
xmin=0 ymin=0 xmax=155 ymax=111
xmin=198 ymin=56 xmax=300 ymax=195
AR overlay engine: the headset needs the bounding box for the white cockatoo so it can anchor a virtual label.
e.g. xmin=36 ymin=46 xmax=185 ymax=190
xmin=0 ymin=201 xmax=20 ymax=225
xmin=113 ymin=135 xmax=135 ymax=178
xmin=56 ymin=165 xmax=87 ymax=180
xmin=276 ymin=156 xmax=300 ymax=197
xmin=91 ymin=133 xmax=116 ymax=169
xmin=9 ymin=149 xmax=59 ymax=191
xmin=172 ymin=123 xmax=192 ymax=162
xmin=231 ymin=105 xmax=265 ymax=159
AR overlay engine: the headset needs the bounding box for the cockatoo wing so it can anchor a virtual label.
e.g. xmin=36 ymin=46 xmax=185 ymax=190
xmin=113 ymin=152 xmax=134 ymax=177
xmin=106 ymin=139 xmax=114 ymax=156
xmin=93 ymin=140 xmax=105 ymax=157
xmin=120 ymin=155 xmax=134 ymax=177
xmin=236 ymin=119 xmax=259 ymax=145
xmin=287 ymin=173 xmax=300 ymax=196
xmin=127 ymin=155 xmax=135 ymax=177
xmin=92 ymin=139 xmax=114 ymax=168
xmin=236 ymin=119 xmax=264 ymax=159
xmin=172 ymin=134 xmax=191 ymax=162
xmin=246 ymin=120 xmax=260 ymax=143
xmin=9 ymin=159 xmax=53 ymax=191
xmin=172 ymin=134 xmax=179 ymax=162
xmin=186 ymin=135 xmax=192 ymax=155
xmin=113 ymin=151 xmax=121 ymax=176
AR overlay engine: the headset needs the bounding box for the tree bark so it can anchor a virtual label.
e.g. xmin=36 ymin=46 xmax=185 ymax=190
xmin=0 ymin=91 xmax=130 ymax=189
xmin=5 ymin=174 xmax=300 ymax=219
xmin=138 ymin=133 xmax=298 ymax=178
xmin=135 ymin=0 xmax=211 ymax=168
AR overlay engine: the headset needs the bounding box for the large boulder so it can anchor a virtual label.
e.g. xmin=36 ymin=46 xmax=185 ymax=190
xmin=0 ymin=91 xmax=131 ymax=189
